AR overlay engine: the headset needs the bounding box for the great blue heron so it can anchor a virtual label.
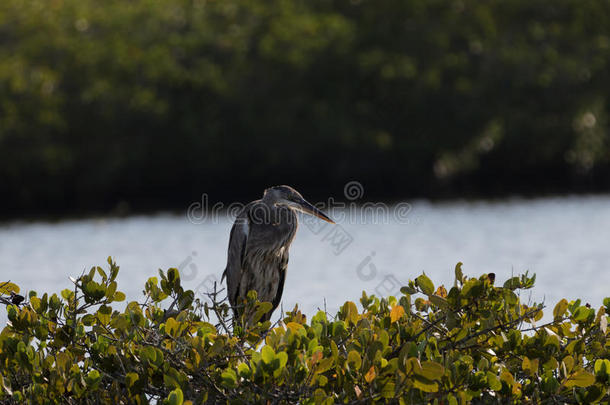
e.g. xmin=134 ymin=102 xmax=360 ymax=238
xmin=222 ymin=185 xmax=334 ymax=323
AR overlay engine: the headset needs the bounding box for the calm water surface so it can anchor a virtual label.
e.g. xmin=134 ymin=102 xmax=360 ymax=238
xmin=1 ymin=195 xmax=610 ymax=322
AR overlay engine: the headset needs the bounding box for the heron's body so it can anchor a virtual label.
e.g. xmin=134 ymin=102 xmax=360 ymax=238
xmin=222 ymin=186 xmax=333 ymax=322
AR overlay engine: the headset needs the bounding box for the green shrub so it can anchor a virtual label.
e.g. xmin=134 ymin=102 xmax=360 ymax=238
xmin=1 ymin=259 xmax=609 ymax=403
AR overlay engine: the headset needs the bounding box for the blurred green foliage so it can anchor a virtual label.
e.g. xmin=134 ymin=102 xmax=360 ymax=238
xmin=2 ymin=260 xmax=610 ymax=403
xmin=1 ymin=0 xmax=610 ymax=215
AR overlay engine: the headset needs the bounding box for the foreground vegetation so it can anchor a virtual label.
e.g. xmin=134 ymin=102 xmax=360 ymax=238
xmin=1 ymin=259 xmax=610 ymax=403
xmin=2 ymin=0 xmax=610 ymax=215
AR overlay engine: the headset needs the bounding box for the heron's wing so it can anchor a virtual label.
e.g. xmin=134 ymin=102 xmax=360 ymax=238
xmin=271 ymin=250 xmax=288 ymax=313
xmin=222 ymin=210 xmax=250 ymax=306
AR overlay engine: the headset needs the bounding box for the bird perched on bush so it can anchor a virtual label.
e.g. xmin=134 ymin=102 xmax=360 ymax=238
xmin=222 ymin=185 xmax=334 ymax=323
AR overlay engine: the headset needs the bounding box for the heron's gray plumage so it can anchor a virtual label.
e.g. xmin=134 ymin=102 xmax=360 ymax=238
xmin=222 ymin=186 xmax=333 ymax=323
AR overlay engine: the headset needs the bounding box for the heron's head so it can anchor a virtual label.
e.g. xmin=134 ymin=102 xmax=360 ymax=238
xmin=263 ymin=185 xmax=335 ymax=224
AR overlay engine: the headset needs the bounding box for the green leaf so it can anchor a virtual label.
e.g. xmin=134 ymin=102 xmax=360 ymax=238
xmin=522 ymin=357 xmax=539 ymax=376
xmin=553 ymin=298 xmax=569 ymax=319
xmin=564 ymin=370 xmax=595 ymax=388
xmin=503 ymin=276 xmax=521 ymax=290
xmin=381 ymin=382 xmax=395 ymax=398
xmin=237 ymin=362 xmax=251 ymax=378
xmin=125 ymin=372 xmax=139 ymax=389
xmin=96 ymin=304 xmax=112 ymax=325
xmin=82 ymin=314 xmax=96 ymax=326
xmin=347 ymin=350 xmax=362 ymax=371
xmin=178 ymin=290 xmax=194 ymax=311
xmin=61 ymin=289 xmax=74 ymax=301
xmin=29 ymin=296 xmax=40 ymax=312
xmin=400 ymin=286 xmax=417 ymax=295
xmin=454 ymin=262 xmax=464 ymax=284
xmin=315 ymin=357 xmax=334 ymax=374
xmin=277 ymin=352 xmax=288 ymax=369
xmin=415 ymin=274 xmax=434 ymax=295
xmin=221 ymin=369 xmax=237 ymax=388
xmin=254 ymin=302 xmax=273 ymax=322
xmin=573 ymin=306 xmax=593 ymax=322
xmin=261 ymin=346 xmax=276 ymax=364
xmin=83 ymin=281 xmax=106 ymax=301
xmin=412 ymin=375 xmax=438 ymax=392
xmin=106 ymin=281 xmax=117 ymax=298
xmin=487 ymin=372 xmax=502 ymax=391
xmin=96 ymin=266 xmax=107 ymax=281
xmin=113 ymin=291 xmax=126 ymax=302
xmin=167 ymin=388 xmax=184 ymax=405
xmin=594 ymin=359 xmax=610 ymax=377
xmin=500 ymin=369 xmax=515 ymax=386
xmin=165 ymin=317 xmax=180 ymax=337
xmin=342 ymin=301 xmax=359 ymax=325
xmin=85 ymin=369 xmax=101 ymax=385
xmin=428 ymin=294 xmax=448 ymax=309
xmin=417 ymin=361 xmax=444 ymax=380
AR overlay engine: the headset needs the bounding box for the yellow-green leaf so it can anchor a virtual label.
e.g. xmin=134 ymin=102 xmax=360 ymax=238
xmin=381 ymin=382 xmax=395 ymax=399
xmin=286 ymin=322 xmax=304 ymax=334
xmin=315 ymin=357 xmax=334 ymax=374
xmin=595 ymin=359 xmax=610 ymax=377
xmin=167 ymin=388 xmax=183 ymax=405
xmin=221 ymin=369 xmax=237 ymax=388
xmin=564 ymin=370 xmax=595 ymax=388
xmin=347 ymin=350 xmax=362 ymax=371
xmin=454 ymin=262 xmax=464 ymax=284
xmin=113 ymin=291 xmax=126 ymax=302
xmin=237 ymin=362 xmax=251 ymax=378
xmin=343 ymin=301 xmax=359 ymax=325
xmin=413 ymin=375 xmax=438 ymax=392
xmin=553 ymin=299 xmax=569 ymax=319
xmin=522 ymin=357 xmax=539 ymax=376
xmin=418 ymin=361 xmax=444 ymax=380
xmin=261 ymin=345 xmax=276 ymax=364
xmin=487 ymin=372 xmax=502 ymax=391
xmin=0 ymin=282 xmax=19 ymax=295
xmin=125 ymin=373 xmax=139 ymax=389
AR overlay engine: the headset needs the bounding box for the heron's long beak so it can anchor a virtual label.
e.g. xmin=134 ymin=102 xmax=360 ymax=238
xmin=295 ymin=198 xmax=335 ymax=224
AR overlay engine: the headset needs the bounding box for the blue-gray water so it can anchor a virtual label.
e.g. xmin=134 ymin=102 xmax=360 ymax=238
xmin=2 ymin=195 xmax=610 ymax=323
